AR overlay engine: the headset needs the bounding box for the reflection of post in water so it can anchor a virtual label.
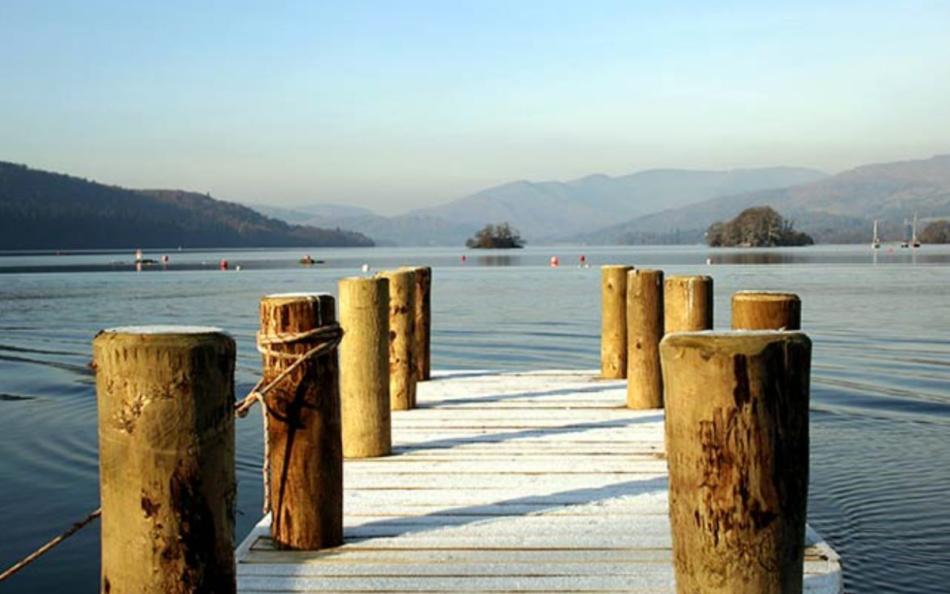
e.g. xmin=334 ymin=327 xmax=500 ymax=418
xmin=476 ymin=254 xmax=521 ymax=266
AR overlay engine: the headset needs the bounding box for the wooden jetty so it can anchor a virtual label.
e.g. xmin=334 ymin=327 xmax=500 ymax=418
xmin=235 ymin=370 xmax=842 ymax=593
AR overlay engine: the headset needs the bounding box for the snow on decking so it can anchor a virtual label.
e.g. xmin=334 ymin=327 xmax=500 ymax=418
xmin=236 ymin=370 xmax=842 ymax=593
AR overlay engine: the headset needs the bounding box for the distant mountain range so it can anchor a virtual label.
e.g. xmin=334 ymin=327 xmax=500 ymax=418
xmin=6 ymin=154 xmax=950 ymax=250
xmin=575 ymin=155 xmax=950 ymax=244
xmin=266 ymin=167 xmax=827 ymax=245
xmin=0 ymin=162 xmax=373 ymax=250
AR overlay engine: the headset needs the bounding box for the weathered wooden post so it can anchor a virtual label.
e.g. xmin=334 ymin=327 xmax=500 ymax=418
xmin=732 ymin=291 xmax=801 ymax=330
xmin=379 ymin=269 xmax=417 ymax=410
xmin=664 ymin=275 xmax=713 ymax=333
xmin=94 ymin=326 xmax=236 ymax=594
xmin=402 ymin=266 xmax=432 ymax=382
xmin=260 ymin=293 xmax=342 ymax=549
xmin=339 ymin=276 xmax=392 ymax=458
xmin=601 ymin=265 xmax=633 ymax=379
xmin=660 ymin=331 xmax=811 ymax=594
xmin=626 ymin=269 xmax=664 ymax=409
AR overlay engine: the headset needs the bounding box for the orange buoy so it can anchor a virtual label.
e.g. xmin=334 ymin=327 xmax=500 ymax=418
xmin=550 ymin=256 xmax=560 ymax=268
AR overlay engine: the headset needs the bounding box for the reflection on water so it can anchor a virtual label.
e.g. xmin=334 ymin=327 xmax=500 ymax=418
xmin=708 ymin=246 xmax=944 ymax=265
xmin=0 ymin=244 xmax=948 ymax=593
xmin=2 ymin=244 xmax=949 ymax=275
xmin=474 ymin=254 xmax=522 ymax=266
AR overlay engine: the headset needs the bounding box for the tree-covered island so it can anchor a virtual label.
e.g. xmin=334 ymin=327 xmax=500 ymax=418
xmin=705 ymin=206 xmax=813 ymax=247
xmin=465 ymin=223 xmax=525 ymax=249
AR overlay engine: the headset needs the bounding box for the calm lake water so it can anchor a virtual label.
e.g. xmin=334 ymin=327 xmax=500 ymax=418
xmin=1 ymin=245 xmax=948 ymax=593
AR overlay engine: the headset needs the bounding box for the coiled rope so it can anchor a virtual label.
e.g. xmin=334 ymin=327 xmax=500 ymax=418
xmin=0 ymin=323 xmax=342 ymax=583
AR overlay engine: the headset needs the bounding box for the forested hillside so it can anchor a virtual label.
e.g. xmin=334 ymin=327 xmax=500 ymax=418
xmin=0 ymin=162 xmax=373 ymax=249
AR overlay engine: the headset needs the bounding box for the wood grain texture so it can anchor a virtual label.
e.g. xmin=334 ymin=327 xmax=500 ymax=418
xmin=235 ymin=370 xmax=840 ymax=593
xmin=402 ymin=266 xmax=432 ymax=382
xmin=661 ymin=332 xmax=811 ymax=594
xmin=94 ymin=328 xmax=235 ymax=594
xmin=378 ymin=270 xmax=416 ymax=410
xmin=731 ymin=291 xmax=802 ymax=330
xmin=626 ymin=269 xmax=664 ymax=409
xmin=260 ymin=293 xmax=342 ymax=549
xmin=664 ymin=275 xmax=713 ymax=333
xmin=339 ymin=277 xmax=392 ymax=458
xmin=600 ymin=265 xmax=633 ymax=379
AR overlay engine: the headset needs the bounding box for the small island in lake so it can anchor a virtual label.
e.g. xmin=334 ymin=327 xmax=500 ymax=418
xmin=706 ymin=206 xmax=814 ymax=247
xmin=465 ymin=222 xmax=525 ymax=249
xmin=919 ymin=220 xmax=950 ymax=244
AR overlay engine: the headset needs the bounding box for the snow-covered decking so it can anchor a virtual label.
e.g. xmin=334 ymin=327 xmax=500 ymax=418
xmin=236 ymin=370 xmax=842 ymax=593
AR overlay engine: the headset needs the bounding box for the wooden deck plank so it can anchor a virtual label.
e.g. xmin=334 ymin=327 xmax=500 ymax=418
xmin=236 ymin=370 xmax=842 ymax=593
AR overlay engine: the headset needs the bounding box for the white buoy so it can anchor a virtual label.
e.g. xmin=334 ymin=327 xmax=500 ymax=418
xmin=361 ymin=263 xmax=370 ymax=272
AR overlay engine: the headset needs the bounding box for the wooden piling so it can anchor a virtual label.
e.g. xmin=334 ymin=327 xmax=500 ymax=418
xmin=660 ymin=331 xmax=811 ymax=594
xmin=260 ymin=293 xmax=342 ymax=549
xmin=93 ymin=326 xmax=236 ymax=594
xmin=339 ymin=277 xmax=392 ymax=458
xmin=732 ymin=291 xmax=801 ymax=330
xmin=626 ymin=269 xmax=664 ymax=409
xmin=379 ymin=269 xmax=417 ymax=410
xmin=600 ymin=265 xmax=633 ymax=379
xmin=664 ymin=275 xmax=713 ymax=333
xmin=402 ymin=266 xmax=432 ymax=382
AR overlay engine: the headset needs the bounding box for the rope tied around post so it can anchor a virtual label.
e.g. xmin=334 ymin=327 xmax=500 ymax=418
xmin=0 ymin=323 xmax=343 ymax=584
xmin=235 ymin=322 xmax=344 ymax=514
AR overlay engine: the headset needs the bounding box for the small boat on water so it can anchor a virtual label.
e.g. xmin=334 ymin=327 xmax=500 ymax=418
xmin=900 ymin=213 xmax=922 ymax=248
xmin=133 ymin=248 xmax=158 ymax=265
xmin=299 ymin=255 xmax=325 ymax=265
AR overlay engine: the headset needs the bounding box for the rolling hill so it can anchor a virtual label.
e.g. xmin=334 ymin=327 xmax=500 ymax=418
xmin=264 ymin=166 xmax=826 ymax=245
xmin=411 ymin=167 xmax=827 ymax=241
xmin=0 ymin=162 xmax=374 ymax=250
xmin=576 ymin=155 xmax=950 ymax=244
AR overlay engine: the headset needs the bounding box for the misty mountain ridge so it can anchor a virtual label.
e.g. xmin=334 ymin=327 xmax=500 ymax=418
xmin=576 ymin=154 xmax=950 ymax=244
xmin=410 ymin=166 xmax=827 ymax=239
xmin=264 ymin=166 xmax=826 ymax=245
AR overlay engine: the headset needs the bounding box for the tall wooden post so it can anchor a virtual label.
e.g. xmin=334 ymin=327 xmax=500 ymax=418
xmin=660 ymin=331 xmax=811 ymax=594
xmin=94 ymin=326 xmax=236 ymax=594
xmin=732 ymin=291 xmax=801 ymax=330
xmin=664 ymin=275 xmax=713 ymax=333
xmin=339 ymin=277 xmax=392 ymax=458
xmin=379 ymin=270 xmax=416 ymax=410
xmin=402 ymin=266 xmax=432 ymax=382
xmin=601 ymin=265 xmax=633 ymax=379
xmin=626 ymin=269 xmax=664 ymax=409
xmin=260 ymin=293 xmax=342 ymax=549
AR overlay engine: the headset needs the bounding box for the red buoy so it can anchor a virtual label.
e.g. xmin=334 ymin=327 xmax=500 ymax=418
xmin=550 ymin=256 xmax=560 ymax=268
xmin=219 ymin=259 xmax=229 ymax=270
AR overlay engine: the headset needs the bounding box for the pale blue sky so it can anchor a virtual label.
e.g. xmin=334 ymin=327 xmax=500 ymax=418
xmin=2 ymin=1 xmax=949 ymax=213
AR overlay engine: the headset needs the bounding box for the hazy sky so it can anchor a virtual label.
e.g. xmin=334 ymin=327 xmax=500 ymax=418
xmin=2 ymin=1 xmax=949 ymax=214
